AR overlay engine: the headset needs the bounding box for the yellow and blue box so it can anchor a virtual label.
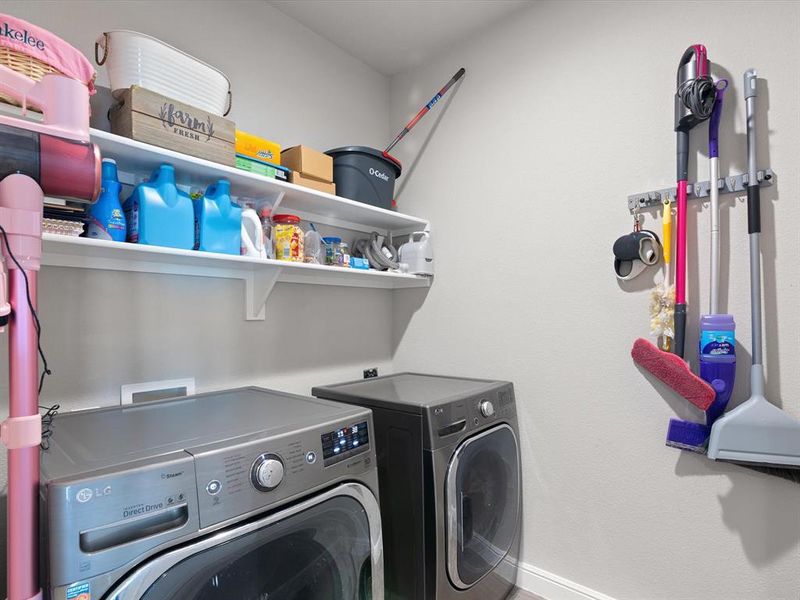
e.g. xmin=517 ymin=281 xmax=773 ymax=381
xmin=235 ymin=130 xmax=282 ymax=165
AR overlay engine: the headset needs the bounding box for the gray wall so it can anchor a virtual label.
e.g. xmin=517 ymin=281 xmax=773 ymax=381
xmin=0 ymin=0 xmax=392 ymax=591
xmin=389 ymin=1 xmax=800 ymax=599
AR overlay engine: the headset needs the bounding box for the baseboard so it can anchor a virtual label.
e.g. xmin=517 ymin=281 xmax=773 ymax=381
xmin=516 ymin=562 xmax=617 ymax=600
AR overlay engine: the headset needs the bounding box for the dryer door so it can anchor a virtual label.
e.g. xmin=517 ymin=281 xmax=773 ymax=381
xmin=445 ymin=423 xmax=520 ymax=589
xmin=105 ymin=482 xmax=382 ymax=600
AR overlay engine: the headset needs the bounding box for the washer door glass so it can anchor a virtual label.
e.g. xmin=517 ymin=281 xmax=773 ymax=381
xmin=136 ymin=495 xmax=374 ymax=600
xmin=446 ymin=424 xmax=520 ymax=589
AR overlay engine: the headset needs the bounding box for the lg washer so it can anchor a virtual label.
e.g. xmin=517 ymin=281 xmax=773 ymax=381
xmin=40 ymin=387 xmax=383 ymax=600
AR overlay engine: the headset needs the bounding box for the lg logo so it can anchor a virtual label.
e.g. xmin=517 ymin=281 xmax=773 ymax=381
xmin=368 ymin=168 xmax=389 ymax=182
xmin=76 ymin=485 xmax=112 ymax=503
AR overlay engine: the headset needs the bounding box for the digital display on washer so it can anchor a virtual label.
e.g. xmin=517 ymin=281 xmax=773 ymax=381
xmin=321 ymin=421 xmax=369 ymax=464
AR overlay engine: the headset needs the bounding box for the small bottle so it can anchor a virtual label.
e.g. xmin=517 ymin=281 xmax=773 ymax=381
xmin=258 ymin=206 xmax=274 ymax=259
xmin=87 ymin=158 xmax=126 ymax=242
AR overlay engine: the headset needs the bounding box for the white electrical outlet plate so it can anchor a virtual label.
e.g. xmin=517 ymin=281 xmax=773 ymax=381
xmin=120 ymin=378 xmax=196 ymax=405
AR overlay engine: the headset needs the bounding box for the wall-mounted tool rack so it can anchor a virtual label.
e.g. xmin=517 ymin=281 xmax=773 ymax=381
xmin=627 ymin=168 xmax=775 ymax=212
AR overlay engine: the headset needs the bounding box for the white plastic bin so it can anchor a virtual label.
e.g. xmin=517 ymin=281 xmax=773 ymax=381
xmin=96 ymin=30 xmax=231 ymax=116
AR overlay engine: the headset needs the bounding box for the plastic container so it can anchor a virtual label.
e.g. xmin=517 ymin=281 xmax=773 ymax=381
xmin=124 ymin=163 xmax=194 ymax=249
xmin=87 ymin=158 xmax=126 ymax=242
xmin=43 ymin=218 xmax=84 ymax=237
xmin=194 ymin=179 xmax=241 ymax=255
xmin=95 ymin=30 xmax=231 ymax=115
xmin=323 ymin=236 xmax=350 ymax=267
xmin=304 ymin=229 xmax=323 ymax=264
xmin=273 ymin=214 xmax=304 ymax=262
xmin=258 ymin=206 xmax=274 ymax=259
xmin=699 ymin=313 xmax=736 ymax=423
xmin=240 ymin=208 xmax=266 ymax=259
xmin=326 ymin=146 xmax=401 ymax=210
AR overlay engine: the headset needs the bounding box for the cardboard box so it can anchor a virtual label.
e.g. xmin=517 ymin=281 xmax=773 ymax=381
xmin=290 ymin=171 xmax=336 ymax=195
xmin=110 ymin=86 xmax=235 ymax=166
xmin=235 ymin=130 xmax=281 ymax=165
xmin=281 ymin=145 xmax=333 ymax=183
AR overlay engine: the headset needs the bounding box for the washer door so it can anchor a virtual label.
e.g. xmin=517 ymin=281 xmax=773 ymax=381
xmin=106 ymin=483 xmax=382 ymax=600
xmin=446 ymin=424 xmax=520 ymax=589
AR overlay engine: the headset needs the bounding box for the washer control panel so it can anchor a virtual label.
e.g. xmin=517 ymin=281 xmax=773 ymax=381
xmin=321 ymin=421 xmax=369 ymax=467
xmin=251 ymin=453 xmax=285 ymax=491
xmin=192 ymin=415 xmax=374 ymax=529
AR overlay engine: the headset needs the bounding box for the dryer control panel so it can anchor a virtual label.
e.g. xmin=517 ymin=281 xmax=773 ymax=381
xmin=427 ymin=382 xmax=516 ymax=449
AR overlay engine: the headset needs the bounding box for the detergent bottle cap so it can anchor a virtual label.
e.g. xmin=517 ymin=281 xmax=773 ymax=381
xmin=101 ymin=158 xmax=118 ymax=182
xmin=207 ymin=179 xmax=230 ymax=197
xmin=153 ymin=163 xmax=176 ymax=184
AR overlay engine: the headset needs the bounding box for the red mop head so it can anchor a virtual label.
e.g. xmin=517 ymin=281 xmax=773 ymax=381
xmin=631 ymin=338 xmax=715 ymax=410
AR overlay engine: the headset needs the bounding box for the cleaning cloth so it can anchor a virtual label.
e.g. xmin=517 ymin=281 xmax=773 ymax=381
xmin=631 ymin=338 xmax=715 ymax=410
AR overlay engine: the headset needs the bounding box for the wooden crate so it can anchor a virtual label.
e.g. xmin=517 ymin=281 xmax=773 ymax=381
xmin=110 ymin=86 xmax=235 ymax=166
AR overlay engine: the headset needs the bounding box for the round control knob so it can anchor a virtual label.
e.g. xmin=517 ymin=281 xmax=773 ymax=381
xmin=479 ymin=400 xmax=495 ymax=418
xmin=251 ymin=454 xmax=284 ymax=491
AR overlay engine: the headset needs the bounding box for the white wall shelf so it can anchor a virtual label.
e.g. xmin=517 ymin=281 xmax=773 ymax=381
xmin=90 ymin=129 xmax=429 ymax=236
xmin=42 ymin=235 xmax=431 ymax=321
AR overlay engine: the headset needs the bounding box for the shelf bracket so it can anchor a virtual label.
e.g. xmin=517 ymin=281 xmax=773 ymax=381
xmin=245 ymin=267 xmax=281 ymax=321
xmin=627 ymin=168 xmax=775 ymax=212
xmin=270 ymin=191 xmax=286 ymax=216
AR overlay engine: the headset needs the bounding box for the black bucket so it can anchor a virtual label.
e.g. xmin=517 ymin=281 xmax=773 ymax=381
xmin=326 ymin=146 xmax=402 ymax=211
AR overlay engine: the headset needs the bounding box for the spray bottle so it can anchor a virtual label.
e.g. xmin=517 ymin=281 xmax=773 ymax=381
xmin=87 ymin=158 xmax=126 ymax=241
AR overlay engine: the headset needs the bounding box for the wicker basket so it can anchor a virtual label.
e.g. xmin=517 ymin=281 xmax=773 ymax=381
xmin=0 ymin=46 xmax=61 ymax=107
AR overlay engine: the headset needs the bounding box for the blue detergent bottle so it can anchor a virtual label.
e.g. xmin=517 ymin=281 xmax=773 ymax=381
xmin=87 ymin=158 xmax=126 ymax=242
xmin=124 ymin=163 xmax=194 ymax=249
xmin=194 ymin=179 xmax=242 ymax=255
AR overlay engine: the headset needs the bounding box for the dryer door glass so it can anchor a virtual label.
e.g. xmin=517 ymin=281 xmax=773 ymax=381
xmin=446 ymin=424 xmax=520 ymax=589
xmin=135 ymin=494 xmax=374 ymax=600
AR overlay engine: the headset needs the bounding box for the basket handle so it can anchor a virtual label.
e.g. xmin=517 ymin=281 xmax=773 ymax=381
xmin=95 ymin=33 xmax=109 ymax=66
xmin=223 ymin=90 xmax=232 ymax=116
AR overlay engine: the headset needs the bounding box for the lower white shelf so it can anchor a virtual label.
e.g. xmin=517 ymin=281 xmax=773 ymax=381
xmin=41 ymin=234 xmax=431 ymax=320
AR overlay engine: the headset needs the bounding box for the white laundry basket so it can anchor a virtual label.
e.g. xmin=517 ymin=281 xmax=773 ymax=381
xmin=95 ymin=30 xmax=231 ymax=116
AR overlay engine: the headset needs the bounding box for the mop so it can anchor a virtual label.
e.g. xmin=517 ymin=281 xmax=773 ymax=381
xmin=666 ymin=79 xmax=736 ymax=452
xmin=707 ymin=70 xmax=800 ymax=470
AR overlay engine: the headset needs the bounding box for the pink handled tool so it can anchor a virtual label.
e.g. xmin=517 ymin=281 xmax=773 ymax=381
xmin=672 ymin=45 xmax=716 ymax=358
xmin=0 ymin=64 xmax=100 ymax=600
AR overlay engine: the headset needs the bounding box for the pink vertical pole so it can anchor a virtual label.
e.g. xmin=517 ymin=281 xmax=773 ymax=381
xmin=7 ymin=272 xmax=39 ymax=600
xmin=675 ymin=179 xmax=688 ymax=304
xmin=0 ymin=174 xmax=44 ymax=600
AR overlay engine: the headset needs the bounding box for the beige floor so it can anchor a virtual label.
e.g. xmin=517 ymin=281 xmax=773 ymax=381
xmin=508 ymin=588 xmax=546 ymax=600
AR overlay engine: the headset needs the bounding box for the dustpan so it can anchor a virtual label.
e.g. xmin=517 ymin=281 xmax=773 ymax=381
xmin=707 ymin=70 xmax=800 ymax=468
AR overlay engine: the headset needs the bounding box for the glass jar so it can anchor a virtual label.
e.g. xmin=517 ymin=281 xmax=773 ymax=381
xmin=273 ymin=214 xmax=304 ymax=262
xmin=323 ymin=236 xmax=350 ymax=267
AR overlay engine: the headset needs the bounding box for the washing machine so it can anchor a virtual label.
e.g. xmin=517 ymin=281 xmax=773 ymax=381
xmin=40 ymin=387 xmax=383 ymax=600
xmin=313 ymin=373 xmax=521 ymax=600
